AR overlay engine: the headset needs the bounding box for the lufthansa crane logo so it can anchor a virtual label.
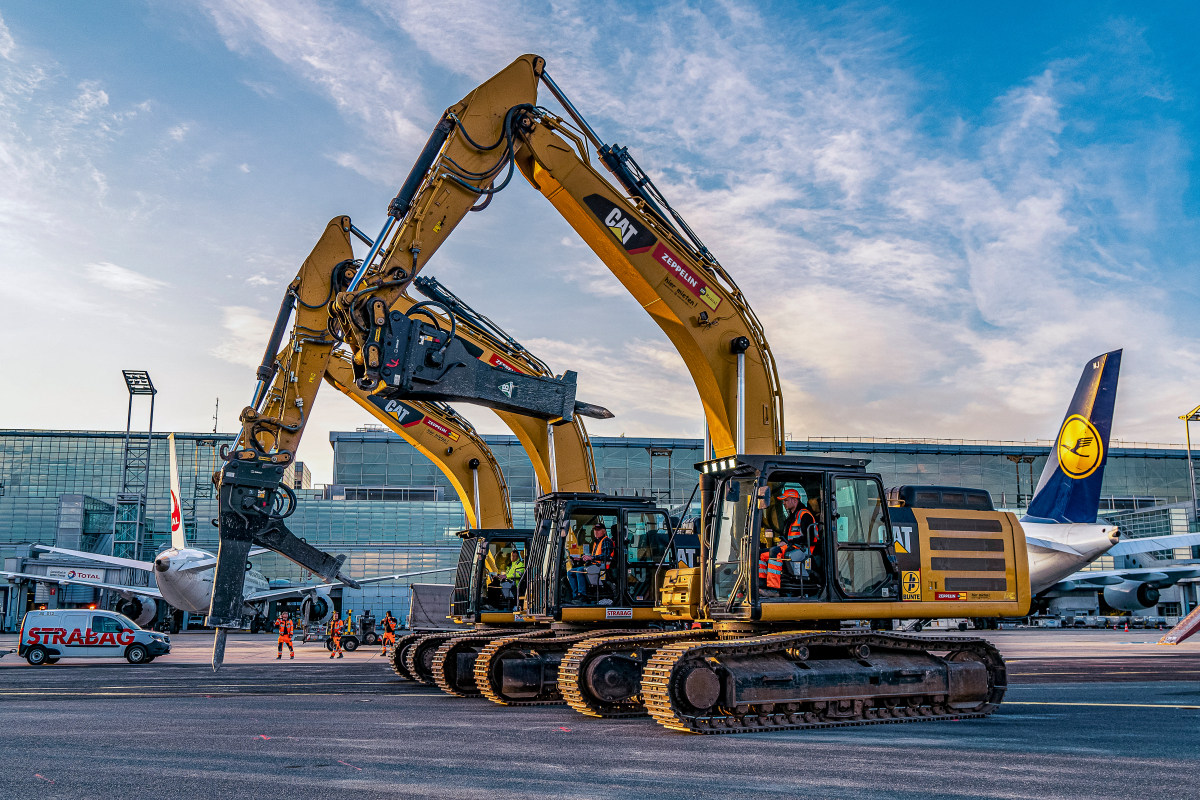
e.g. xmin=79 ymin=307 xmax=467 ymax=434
xmin=1056 ymin=414 xmax=1103 ymax=479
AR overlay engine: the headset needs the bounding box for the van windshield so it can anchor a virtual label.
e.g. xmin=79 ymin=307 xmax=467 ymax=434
xmin=114 ymin=614 xmax=141 ymax=630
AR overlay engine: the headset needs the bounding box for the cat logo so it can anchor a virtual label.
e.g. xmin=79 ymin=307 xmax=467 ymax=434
xmin=1056 ymin=413 xmax=1103 ymax=479
xmin=582 ymin=194 xmax=657 ymax=253
xmin=498 ymin=382 xmax=514 ymax=398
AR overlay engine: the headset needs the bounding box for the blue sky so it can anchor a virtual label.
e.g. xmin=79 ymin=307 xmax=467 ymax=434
xmin=1 ymin=1 xmax=1198 ymax=483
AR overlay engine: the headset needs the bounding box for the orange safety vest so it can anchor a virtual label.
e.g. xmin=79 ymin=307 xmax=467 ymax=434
xmin=590 ymin=535 xmax=613 ymax=565
xmin=759 ymin=509 xmax=817 ymax=589
xmin=276 ymin=618 xmax=293 ymax=641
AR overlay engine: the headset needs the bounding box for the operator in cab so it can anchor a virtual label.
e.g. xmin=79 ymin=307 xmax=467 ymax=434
xmin=506 ymin=548 xmax=525 ymax=582
xmin=567 ymin=522 xmax=613 ymax=603
xmin=758 ymin=488 xmax=818 ymax=597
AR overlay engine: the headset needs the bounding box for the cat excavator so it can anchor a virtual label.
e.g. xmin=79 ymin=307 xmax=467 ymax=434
xmin=203 ymin=234 xmax=615 ymax=669
xmin=342 ymin=54 xmax=1028 ymax=732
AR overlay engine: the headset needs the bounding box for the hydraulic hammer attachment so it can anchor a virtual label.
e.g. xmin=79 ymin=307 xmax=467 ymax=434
xmin=207 ymin=454 xmax=360 ymax=669
xmin=356 ymin=304 xmax=607 ymax=422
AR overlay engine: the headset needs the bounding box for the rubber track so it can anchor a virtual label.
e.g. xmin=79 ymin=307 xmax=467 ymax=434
xmin=474 ymin=630 xmax=627 ymax=707
xmin=390 ymin=633 xmax=423 ymax=679
xmin=560 ymin=629 xmax=720 ymax=718
xmin=642 ymin=631 xmax=1006 ymax=735
xmin=431 ymin=629 xmax=553 ymax=698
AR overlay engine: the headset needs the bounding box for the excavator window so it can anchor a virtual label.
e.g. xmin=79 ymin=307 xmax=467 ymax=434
xmin=832 ymin=477 xmax=892 ymax=598
xmin=623 ymin=511 xmax=671 ymax=605
xmin=481 ymin=539 xmax=524 ymax=612
xmin=711 ymin=477 xmax=756 ymax=606
xmin=560 ymin=512 xmax=619 ymax=606
xmin=758 ymin=473 xmax=825 ymax=600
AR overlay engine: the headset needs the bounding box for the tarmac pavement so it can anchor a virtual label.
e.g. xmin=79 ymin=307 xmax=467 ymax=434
xmin=0 ymin=629 xmax=1197 ymax=799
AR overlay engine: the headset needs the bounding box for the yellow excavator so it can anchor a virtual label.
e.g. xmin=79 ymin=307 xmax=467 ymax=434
xmin=209 ymin=53 xmax=1029 ymax=733
xmin=328 ymin=54 xmax=1030 ymax=732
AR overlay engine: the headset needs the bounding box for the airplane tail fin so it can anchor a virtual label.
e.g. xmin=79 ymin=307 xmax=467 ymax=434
xmin=168 ymin=433 xmax=187 ymax=550
xmin=1024 ymin=349 xmax=1122 ymax=524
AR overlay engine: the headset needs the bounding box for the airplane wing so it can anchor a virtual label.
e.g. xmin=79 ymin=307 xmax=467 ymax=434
xmin=33 ymin=545 xmax=155 ymax=571
xmin=242 ymin=566 xmax=456 ymax=604
xmin=0 ymin=571 xmax=163 ymax=598
xmin=1108 ymin=532 xmax=1200 ymax=556
xmin=1050 ymin=564 xmax=1200 ymax=592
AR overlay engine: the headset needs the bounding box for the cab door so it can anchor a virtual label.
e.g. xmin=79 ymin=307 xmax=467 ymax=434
xmin=829 ymin=475 xmax=899 ymax=600
xmin=621 ymin=509 xmax=672 ymax=606
xmin=91 ymin=615 xmax=127 ymax=657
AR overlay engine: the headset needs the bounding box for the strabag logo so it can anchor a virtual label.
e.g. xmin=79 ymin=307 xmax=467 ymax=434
xmin=604 ymin=607 xmax=634 ymax=620
xmin=582 ymin=194 xmax=657 ymax=253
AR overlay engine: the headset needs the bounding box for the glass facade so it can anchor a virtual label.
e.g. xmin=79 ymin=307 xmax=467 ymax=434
xmin=3 ymin=428 xmax=1198 ymax=623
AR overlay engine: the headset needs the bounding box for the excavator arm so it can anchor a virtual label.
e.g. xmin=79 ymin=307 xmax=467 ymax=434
xmin=340 ymin=54 xmax=782 ymax=458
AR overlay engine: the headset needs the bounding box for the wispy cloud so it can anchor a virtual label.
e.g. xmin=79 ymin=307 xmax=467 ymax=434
xmin=0 ymin=12 xmax=15 ymax=62
xmin=211 ymin=305 xmax=272 ymax=366
xmin=85 ymin=262 xmax=166 ymax=295
xmin=199 ymin=0 xmax=430 ymax=154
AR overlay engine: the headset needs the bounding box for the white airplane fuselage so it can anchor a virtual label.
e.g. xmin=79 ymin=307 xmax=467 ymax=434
xmin=152 ymin=547 xmax=270 ymax=616
xmin=1022 ymin=521 xmax=1121 ymax=595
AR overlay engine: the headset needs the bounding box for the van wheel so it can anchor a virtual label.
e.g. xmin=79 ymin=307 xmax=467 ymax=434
xmin=25 ymin=646 xmax=49 ymax=666
xmin=126 ymin=644 xmax=149 ymax=664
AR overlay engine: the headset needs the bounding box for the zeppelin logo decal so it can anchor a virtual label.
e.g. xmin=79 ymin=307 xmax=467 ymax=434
xmin=652 ymin=243 xmax=721 ymax=312
xmin=422 ymin=417 xmax=459 ymax=441
xmin=489 ymin=354 xmax=520 ymax=373
xmin=934 ymin=592 xmax=966 ymax=601
xmin=605 ymin=607 xmax=634 ymax=620
xmin=582 ymin=194 xmax=657 ymax=253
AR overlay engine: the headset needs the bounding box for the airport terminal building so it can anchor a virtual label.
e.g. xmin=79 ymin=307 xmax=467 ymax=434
xmin=2 ymin=428 xmax=1198 ymax=629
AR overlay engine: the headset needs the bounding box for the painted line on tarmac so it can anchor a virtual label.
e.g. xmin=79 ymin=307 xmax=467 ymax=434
xmin=1007 ymin=701 xmax=1200 ymax=709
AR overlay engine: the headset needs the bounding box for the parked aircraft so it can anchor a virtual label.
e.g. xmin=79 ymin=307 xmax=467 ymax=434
xmin=3 ymin=434 xmax=450 ymax=627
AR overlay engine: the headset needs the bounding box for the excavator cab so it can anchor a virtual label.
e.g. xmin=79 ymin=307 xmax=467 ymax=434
xmin=524 ymin=493 xmax=689 ymax=624
xmin=450 ymin=529 xmax=534 ymax=625
xmin=698 ymin=455 xmax=900 ymax=621
xmin=659 ymin=453 xmax=1029 ymax=625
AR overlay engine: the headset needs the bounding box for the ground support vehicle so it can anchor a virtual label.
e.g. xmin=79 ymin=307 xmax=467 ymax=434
xmin=18 ymin=609 xmax=170 ymax=666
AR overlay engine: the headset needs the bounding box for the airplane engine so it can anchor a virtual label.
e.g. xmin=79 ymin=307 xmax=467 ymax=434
xmin=116 ymin=595 xmax=158 ymax=627
xmin=1103 ymin=581 xmax=1160 ymax=612
xmin=301 ymin=592 xmax=334 ymax=625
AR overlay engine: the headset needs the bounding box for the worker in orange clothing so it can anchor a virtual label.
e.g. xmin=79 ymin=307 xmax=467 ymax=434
xmin=329 ymin=616 xmax=345 ymax=659
xmin=275 ymin=611 xmax=294 ymax=660
xmin=380 ymin=610 xmax=397 ymax=656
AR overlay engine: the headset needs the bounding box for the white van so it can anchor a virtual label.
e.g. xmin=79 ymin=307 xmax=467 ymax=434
xmin=18 ymin=609 xmax=170 ymax=665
